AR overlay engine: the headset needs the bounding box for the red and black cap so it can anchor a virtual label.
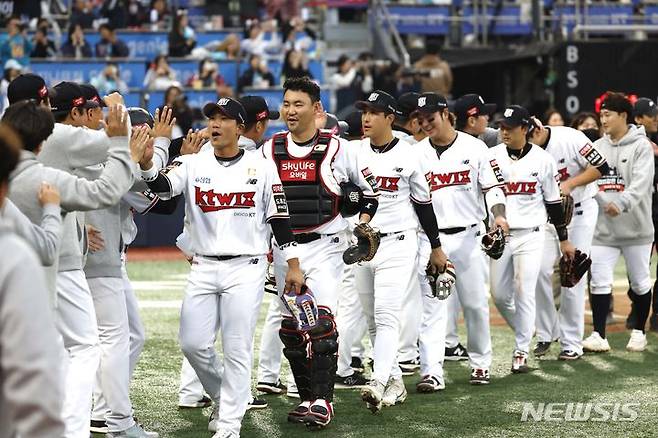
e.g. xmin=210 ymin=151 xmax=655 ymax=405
xmin=415 ymin=92 xmax=448 ymax=114
xmin=80 ymin=84 xmax=107 ymax=108
xmin=454 ymin=94 xmax=496 ymax=122
xmin=51 ymin=81 xmax=98 ymax=113
xmin=203 ymin=97 xmax=247 ymax=124
xmin=7 ymin=73 xmax=50 ymax=105
xmin=238 ymin=95 xmax=280 ymax=124
xmin=355 ymin=90 xmax=399 ymax=115
xmin=496 ymin=105 xmax=530 ymax=128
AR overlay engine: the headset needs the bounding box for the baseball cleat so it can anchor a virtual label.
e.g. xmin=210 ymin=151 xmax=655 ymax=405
xmin=626 ymin=329 xmax=647 ymax=352
xmin=303 ymin=399 xmax=334 ymax=430
xmin=178 ymin=395 xmax=212 ymax=409
xmin=533 ymin=341 xmax=552 ymax=357
xmin=208 ymin=404 xmax=219 ymax=432
xmin=445 ymin=343 xmax=469 ymax=361
xmin=469 ymin=368 xmax=490 ymax=385
xmin=511 ymin=350 xmax=529 ymax=374
xmin=398 ymin=357 xmax=420 ymax=375
xmin=351 ymin=356 xmax=365 ymax=373
xmin=91 ymin=419 xmax=108 ymax=433
xmin=287 ymin=401 xmax=310 ymax=424
xmin=104 ymin=424 xmax=159 ymax=438
xmin=558 ymin=350 xmax=582 ymax=361
xmin=582 ymin=332 xmax=611 ymax=353
xmin=361 ymin=380 xmax=385 ymax=413
xmin=416 ymin=375 xmax=446 ymax=393
xmin=382 ymin=377 xmax=407 ymax=406
xmin=247 ymin=396 xmax=268 ymax=410
xmin=211 ymin=430 xmax=238 ymax=438
xmin=256 ymin=380 xmax=287 ymax=395
xmin=286 ymin=381 xmax=300 ymax=399
xmin=335 ymin=371 xmax=368 ymax=388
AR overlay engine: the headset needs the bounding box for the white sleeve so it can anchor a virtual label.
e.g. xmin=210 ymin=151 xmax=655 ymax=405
xmin=152 ymin=137 xmax=171 ymax=171
xmin=573 ymin=132 xmax=607 ymax=169
xmin=409 ymin=148 xmax=432 ymax=204
xmin=479 ymin=147 xmax=507 ymax=191
xmin=263 ymin=159 xmax=290 ymax=222
xmin=122 ymin=190 xmax=159 ymax=214
xmin=141 ymin=157 xmax=189 ymax=200
xmin=542 ymin=155 xmax=561 ymax=204
xmin=333 ymin=139 xmax=379 ymax=199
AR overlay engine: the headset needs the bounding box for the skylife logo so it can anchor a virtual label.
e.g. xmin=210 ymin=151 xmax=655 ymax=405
xmin=521 ymin=403 xmax=640 ymax=422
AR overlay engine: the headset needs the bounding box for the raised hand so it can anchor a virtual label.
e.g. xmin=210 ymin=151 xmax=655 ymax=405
xmin=153 ymin=106 xmax=176 ymax=139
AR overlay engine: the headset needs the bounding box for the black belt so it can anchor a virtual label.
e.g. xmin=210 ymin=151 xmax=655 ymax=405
xmin=199 ymin=254 xmax=242 ymax=261
xmin=294 ymin=232 xmax=337 ymax=244
xmin=574 ymin=202 xmax=582 ymax=208
xmin=439 ymin=224 xmax=477 ymax=235
xmin=380 ymin=230 xmax=404 ymax=238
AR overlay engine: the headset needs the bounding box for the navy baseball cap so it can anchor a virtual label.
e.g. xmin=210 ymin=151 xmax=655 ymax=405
xmin=343 ymin=110 xmax=363 ymax=138
xmin=238 ymin=95 xmax=279 ymax=124
xmin=7 ymin=73 xmax=50 ymax=104
xmin=454 ymin=94 xmax=496 ymax=122
xmin=634 ymin=97 xmax=658 ymax=117
xmin=415 ymin=92 xmax=448 ymax=114
xmin=80 ymin=84 xmax=106 ymax=108
xmin=397 ymin=92 xmax=420 ymax=118
xmin=497 ymin=105 xmax=530 ymax=128
xmin=51 ymin=82 xmax=98 ymax=113
xmin=203 ymin=97 xmax=247 ymax=124
xmin=355 ymin=90 xmax=399 ymax=115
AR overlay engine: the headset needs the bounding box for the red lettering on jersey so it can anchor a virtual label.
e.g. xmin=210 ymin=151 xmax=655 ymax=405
xmin=504 ymin=181 xmax=537 ymax=195
xmin=428 ymin=170 xmax=471 ymax=191
xmin=272 ymin=184 xmax=284 ymax=193
xmin=579 ymin=143 xmax=592 ymax=156
xmin=376 ymin=176 xmax=400 ymax=192
xmin=557 ymin=167 xmax=570 ymax=182
xmin=194 ymin=186 xmax=256 ymax=212
xmin=279 ymin=159 xmax=317 ymax=182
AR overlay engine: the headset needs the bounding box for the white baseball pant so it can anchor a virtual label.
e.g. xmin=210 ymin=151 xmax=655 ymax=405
xmin=397 ymin=271 xmax=421 ymax=363
xmin=590 ymin=244 xmax=653 ymax=296
xmin=535 ymin=198 xmax=598 ymax=354
xmin=179 ymin=255 xmax=266 ymax=436
xmin=256 ymin=295 xmax=286 ymax=385
xmin=55 ymin=269 xmax=101 ymax=438
xmin=492 ymin=226 xmax=545 ymax=354
xmin=444 ymin=294 xmax=462 ymax=349
xmin=416 ymin=234 xmax=447 ymax=379
xmin=356 ymin=230 xmax=418 ymax=385
xmin=178 ymin=357 xmax=205 ymax=404
xmin=336 ymin=263 xmax=369 ymax=378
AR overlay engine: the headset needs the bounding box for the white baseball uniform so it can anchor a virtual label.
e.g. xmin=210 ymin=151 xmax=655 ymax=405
xmin=535 ymin=127 xmax=605 ymax=355
xmin=416 ymin=131 xmax=505 ymax=373
xmin=142 ymin=147 xmax=291 ymax=436
xmin=489 ymin=143 xmax=561 ymax=354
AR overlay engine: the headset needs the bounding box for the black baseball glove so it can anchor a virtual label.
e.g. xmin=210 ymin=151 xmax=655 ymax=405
xmin=560 ymin=249 xmax=591 ymax=287
xmin=343 ymin=223 xmax=380 ymax=264
xmin=481 ymin=226 xmax=505 ymax=260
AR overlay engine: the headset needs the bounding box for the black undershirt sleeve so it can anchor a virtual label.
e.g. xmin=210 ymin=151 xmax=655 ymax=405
xmin=269 ymin=218 xmax=296 ymax=247
xmin=145 ymin=173 xmax=172 ymax=194
xmin=148 ymin=195 xmax=181 ymax=215
xmin=545 ymin=202 xmax=569 ymax=241
xmin=413 ymin=201 xmax=441 ymax=248
xmin=168 ymin=136 xmax=184 ymax=161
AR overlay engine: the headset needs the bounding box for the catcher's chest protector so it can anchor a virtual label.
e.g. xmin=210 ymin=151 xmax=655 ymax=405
xmin=273 ymin=132 xmax=340 ymax=232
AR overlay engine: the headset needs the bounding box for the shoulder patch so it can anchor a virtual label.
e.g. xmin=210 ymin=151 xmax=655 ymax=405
xmin=579 ymin=143 xmax=606 ymax=167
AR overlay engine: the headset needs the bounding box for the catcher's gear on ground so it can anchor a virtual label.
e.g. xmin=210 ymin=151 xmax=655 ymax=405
xmin=340 ymin=181 xmax=363 ymax=217
xmin=560 ymin=249 xmax=591 ymax=287
xmin=343 ymin=223 xmax=380 ymax=264
xmin=481 ymin=226 xmax=505 ymax=259
xmin=426 ymin=260 xmax=456 ymax=300
xmin=281 ymin=285 xmax=319 ymax=331
xmin=559 ymin=193 xmax=574 ymax=226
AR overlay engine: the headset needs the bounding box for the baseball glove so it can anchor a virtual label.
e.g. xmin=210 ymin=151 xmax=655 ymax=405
xmin=343 ymin=223 xmax=381 ymax=264
xmin=559 ymin=249 xmax=591 ymax=288
xmin=426 ymin=260 xmax=456 ymax=300
xmin=481 ymin=226 xmax=505 ymax=260
xmin=560 ymin=194 xmax=575 ymax=226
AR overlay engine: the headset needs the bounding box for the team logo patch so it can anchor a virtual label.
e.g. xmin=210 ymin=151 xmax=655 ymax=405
xmin=428 ymin=170 xmax=471 ymax=191
xmin=279 ymin=160 xmax=316 ymax=182
xmin=504 ymin=108 xmax=514 ymax=117
xmin=194 ymin=187 xmax=256 ymax=212
xmin=489 ymin=159 xmax=504 ymax=183
xmin=368 ymin=92 xmax=379 ymax=101
xmin=466 ymin=107 xmax=478 ymax=116
xmin=272 ymin=184 xmax=284 ymax=193
xmin=418 ymin=97 xmax=427 ymax=107
xmin=361 ymin=167 xmax=379 ymax=192
xmin=376 ymin=176 xmax=400 ymax=192
xmin=273 ymin=194 xmax=288 ymax=214
xmin=246 ymin=178 xmax=258 ymax=185
xmin=217 ymin=98 xmax=230 ymax=106
xmin=580 ymin=143 xmax=606 ymax=167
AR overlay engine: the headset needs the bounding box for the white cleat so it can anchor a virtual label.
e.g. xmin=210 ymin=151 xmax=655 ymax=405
xmin=208 ymin=404 xmax=219 ymax=433
xmin=382 ymin=377 xmax=407 ymax=406
xmin=626 ymin=329 xmax=647 ymax=352
xmin=361 ymin=380 xmax=385 ymax=413
xmin=582 ymin=332 xmax=611 ymax=353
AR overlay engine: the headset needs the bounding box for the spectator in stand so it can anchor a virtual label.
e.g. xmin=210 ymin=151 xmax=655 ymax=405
xmin=31 ymin=27 xmax=57 ymax=59
xmin=237 ymin=54 xmax=275 ymax=93
xmin=61 ymin=23 xmax=93 ymax=59
xmin=0 ymin=59 xmax=23 ymax=114
xmin=414 ymin=39 xmax=452 ymax=96
xmin=95 ymin=23 xmax=130 ymax=58
xmin=216 ymin=33 xmax=240 ymax=60
xmin=281 ymin=49 xmax=311 ymax=83
xmin=281 ymin=16 xmax=316 ymax=53
xmin=0 ymin=17 xmax=32 ymax=67
xmin=331 ymin=55 xmax=363 ymax=115
xmin=571 ymin=112 xmax=600 ymax=133
xmin=544 ymin=108 xmax=565 ymax=126
xmin=70 ymin=0 xmax=97 ymax=29
xmin=266 ymin=0 xmax=299 ymax=22
xmin=186 ymin=58 xmax=233 ymax=96
xmin=90 ymin=62 xmax=129 ymax=95
xmin=126 ymin=0 xmax=148 ymax=28
xmin=150 ymin=0 xmax=170 ymax=31
xmin=168 ymin=9 xmax=196 ymax=57
xmin=159 ymin=85 xmax=193 ymax=137
xmin=100 ymin=0 xmax=128 ymax=29
xmin=143 ymin=54 xmax=180 ymax=90
xmin=241 ymin=19 xmax=281 ymax=58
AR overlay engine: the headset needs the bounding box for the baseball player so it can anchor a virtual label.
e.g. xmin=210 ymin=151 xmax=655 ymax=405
xmin=353 ymin=90 xmax=443 ymax=411
xmin=530 ymin=123 xmax=609 ymax=360
xmin=141 ymin=97 xmax=303 ymax=438
xmin=489 ymin=105 xmax=575 ymax=373
xmin=415 ymin=92 xmax=508 ymax=386
xmin=583 ymin=93 xmax=655 ymax=353
xmin=261 ymin=76 xmax=379 ymax=428
xmin=4 ymin=99 xmax=134 ymax=438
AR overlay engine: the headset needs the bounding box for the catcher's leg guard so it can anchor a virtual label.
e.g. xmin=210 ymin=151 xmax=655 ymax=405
xmin=308 ymin=307 xmax=339 ymax=402
xmin=279 ymin=317 xmax=313 ymax=401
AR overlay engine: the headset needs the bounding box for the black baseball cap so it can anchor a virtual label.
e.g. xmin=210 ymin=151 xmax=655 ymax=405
xmin=397 ymin=92 xmax=420 ymax=118
xmin=238 ymin=95 xmax=279 ymax=124
xmin=497 ymin=105 xmax=530 ymax=128
xmin=80 ymin=84 xmax=106 ymax=108
xmin=7 ymin=73 xmax=50 ymax=104
xmin=634 ymin=97 xmax=658 ymax=117
xmin=203 ymin=97 xmax=247 ymax=124
xmin=454 ymin=94 xmax=496 ymax=121
xmin=355 ymin=90 xmax=399 ymax=115
xmin=600 ymin=93 xmax=633 ymax=119
xmin=415 ymin=92 xmax=448 ymax=113
xmin=51 ymin=81 xmax=98 ymax=113
xmin=343 ymin=110 xmax=362 ymax=138
xmin=128 ymin=107 xmax=154 ymax=128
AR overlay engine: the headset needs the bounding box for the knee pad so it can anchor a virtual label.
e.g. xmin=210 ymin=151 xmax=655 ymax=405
xmin=279 ymin=317 xmax=308 ymax=350
xmin=309 ymin=308 xmax=338 ymax=355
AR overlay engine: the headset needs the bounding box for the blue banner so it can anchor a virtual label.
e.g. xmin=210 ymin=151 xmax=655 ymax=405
xmin=386 ymin=6 xmax=451 ymax=35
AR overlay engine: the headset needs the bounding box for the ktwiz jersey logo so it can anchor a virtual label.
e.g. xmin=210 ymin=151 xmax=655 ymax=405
xmin=504 ymin=181 xmax=537 ymax=195
xmin=194 ymin=186 xmax=256 ymax=212
xmin=279 ymin=160 xmax=316 ymax=182
xmin=376 ymin=176 xmax=400 ymax=192
xmin=558 ymin=167 xmax=570 ymax=182
xmin=427 ymin=170 xmax=471 ymax=191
